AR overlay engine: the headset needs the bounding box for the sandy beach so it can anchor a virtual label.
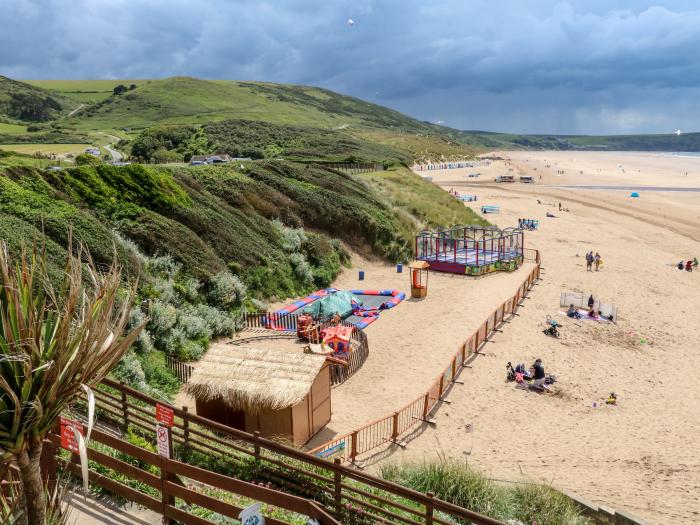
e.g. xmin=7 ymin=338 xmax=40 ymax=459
xmin=364 ymin=151 xmax=700 ymax=524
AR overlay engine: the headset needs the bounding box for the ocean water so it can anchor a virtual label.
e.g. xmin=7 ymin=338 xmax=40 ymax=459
xmin=661 ymin=152 xmax=700 ymax=159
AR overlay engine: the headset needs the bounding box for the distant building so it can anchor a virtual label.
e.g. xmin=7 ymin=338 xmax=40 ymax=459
xmin=189 ymin=153 xmax=233 ymax=165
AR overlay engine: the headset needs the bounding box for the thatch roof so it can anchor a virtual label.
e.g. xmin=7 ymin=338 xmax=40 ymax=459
xmin=185 ymin=345 xmax=327 ymax=413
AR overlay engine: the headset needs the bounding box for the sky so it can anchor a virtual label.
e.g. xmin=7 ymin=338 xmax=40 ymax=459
xmin=2 ymin=0 xmax=700 ymax=134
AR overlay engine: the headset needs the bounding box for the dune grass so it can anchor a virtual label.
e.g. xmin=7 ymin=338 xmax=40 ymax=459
xmin=360 ymin=166 xmax=489 ymax=234
xmin=380 ymin=459 xmax=590 ymax=525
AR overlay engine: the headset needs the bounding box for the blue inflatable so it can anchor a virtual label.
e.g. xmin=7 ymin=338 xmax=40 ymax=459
xmin=630 ymin=192 xmax=640 ymax=198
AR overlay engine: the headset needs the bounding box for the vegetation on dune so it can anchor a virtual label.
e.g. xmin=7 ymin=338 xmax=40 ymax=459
xmin=380 ymin=460 xmax=589 ymax=525
xmin=0 ymin=159 xmax=474 ymax=398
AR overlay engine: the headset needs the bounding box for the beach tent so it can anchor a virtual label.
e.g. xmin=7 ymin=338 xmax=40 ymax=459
xmin=302 ymin=291 xmax=360 ymax=321
xmin=630 ymin=192 xmax=640 ymax=198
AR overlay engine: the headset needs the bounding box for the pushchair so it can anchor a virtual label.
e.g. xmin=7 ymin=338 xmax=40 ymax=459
xmin=542 ymin=317 xmax=560 ymax=338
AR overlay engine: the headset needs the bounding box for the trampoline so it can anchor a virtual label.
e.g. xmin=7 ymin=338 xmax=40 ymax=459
xmin=415 ymin=225 xmax=524 ymax=275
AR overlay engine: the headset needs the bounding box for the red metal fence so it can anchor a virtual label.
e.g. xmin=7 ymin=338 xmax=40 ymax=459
xmin=309 ymin=251 xmax=541 ymax=462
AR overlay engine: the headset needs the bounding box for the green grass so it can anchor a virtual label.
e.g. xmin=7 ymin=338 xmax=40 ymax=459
xmin=0 ymin=143 xmax=91 ymax=155
xmin=25 ymin=79 xmax=148 ymax=103
xmin=380 ymin=459 xmax=590 ymax=525
xmin=0 ymin=122 xmax=29 ymax=134
xmin=360 ymin=166 xmax=489 ymax=241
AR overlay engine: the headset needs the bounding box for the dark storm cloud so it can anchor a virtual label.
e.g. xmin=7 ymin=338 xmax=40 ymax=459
xmin=2 ymin=0 xmax=700 ymax=133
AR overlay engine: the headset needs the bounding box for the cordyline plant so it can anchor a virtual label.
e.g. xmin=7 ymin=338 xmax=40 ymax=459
xmin=0 ymin=240 xmax=143 ymax=525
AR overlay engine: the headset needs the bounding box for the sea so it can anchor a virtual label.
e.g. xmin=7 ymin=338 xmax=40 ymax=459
xmin=660 ymin=152 xmax=700 ymax=159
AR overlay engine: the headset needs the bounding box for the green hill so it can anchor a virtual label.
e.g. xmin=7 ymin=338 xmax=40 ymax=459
xmin=0 ymin=76 xmax=76 ymax=123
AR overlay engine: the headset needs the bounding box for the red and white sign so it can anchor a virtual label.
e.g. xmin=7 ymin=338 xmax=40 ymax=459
xmin=59 ymin=417 xmax=83 ymax=453
xmin=156 ymin=424 xmax=170 ymax=458
xmin=155 ymin=403 xmax=174 ymax=428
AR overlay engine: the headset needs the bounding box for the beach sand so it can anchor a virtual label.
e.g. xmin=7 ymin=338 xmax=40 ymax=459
xmin=363 ymin=151 xmax=700 ymax=524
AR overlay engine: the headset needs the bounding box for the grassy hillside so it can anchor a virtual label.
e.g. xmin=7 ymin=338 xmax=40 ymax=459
xmin=25 ymin=76 xmax=475 ymax=161
xmin=129 ymin=119 xmax=410 ymax=164
xmin=0 ymin=76 xmax=77 ymax=123
xmin=26 ymin=79 xmax=148 ymax=103
xmin=0 ymin=160 xmax=482 ymax=394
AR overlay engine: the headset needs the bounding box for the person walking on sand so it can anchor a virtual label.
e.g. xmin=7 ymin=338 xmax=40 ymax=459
xmin=588 ymin=294 xmax=595 ymax=310
xmin=559 ymin=202 xmax=562 ymax=211
xmin=594 ymin=252 xmax=601 ymax=271
xmin=586 ymin=251 xmax=593 ymax=271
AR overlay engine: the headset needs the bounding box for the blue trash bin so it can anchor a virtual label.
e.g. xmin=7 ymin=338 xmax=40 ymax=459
xmin=396 ymin=264 xmax=403 ymax=273
xmin=359 ymin=270 xmax=365 ymax=280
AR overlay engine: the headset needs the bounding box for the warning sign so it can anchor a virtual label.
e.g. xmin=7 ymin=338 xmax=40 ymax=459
xmin=60 ymin=417 xmax=83 ymax=453
xmin=155 ymin=403 xmax=174 ymax=427
xmin=156 ymin=424 xmax=170 ymax=458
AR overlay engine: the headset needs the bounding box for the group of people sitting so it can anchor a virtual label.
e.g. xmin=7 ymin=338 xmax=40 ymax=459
xmin=677 ymin=258 xmax=698 ymax=272
xmin=567 ymin=304 xmax=613 ymax=322
xmin=517 ymin=218 xmax=537 ymax=230
xmin=506 ymin=359 xmax=555 ymax=391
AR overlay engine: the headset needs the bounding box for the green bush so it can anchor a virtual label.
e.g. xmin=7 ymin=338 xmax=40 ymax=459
xmin=380 ymin=460 xmax=589 ymax=525
xmin=75 ymin=153 xmax=101 ymax=165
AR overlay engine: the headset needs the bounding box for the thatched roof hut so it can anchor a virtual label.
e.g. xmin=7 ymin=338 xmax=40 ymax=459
xmin=186 ymin=345 xmax=331 ymax=444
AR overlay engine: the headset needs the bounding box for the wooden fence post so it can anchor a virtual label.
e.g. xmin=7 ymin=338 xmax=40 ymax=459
xmin=160 ymin=455 xmax=174 ymax=525
xmin=391 ymin=412 xmax=399 ymax=442
xmin=253 ymin=431 xmax=261 ymax=462
xmin=438 ymin=375 xmax=444 ymax=399
xmin=333 ymin=458 xmax=343 ymax=515
xmin=40 ymin=438 xmax=57 ymax=492
xmin=120 ymin=381 xmax=129 ymax=430
xmin=422 ymin=393 xmax=430 ymax=421
xmin=350 ymin=431 xmax=358 ymax=464
xmin=425 ymin=492 xmax=434 ymax=525
xmin=182 ymin=406 xmax=189 ymax=449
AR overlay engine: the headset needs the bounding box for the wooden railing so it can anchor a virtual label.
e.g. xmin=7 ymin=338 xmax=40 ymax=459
xmin=309 ymin=252 xmax=541 ymax=462
xmin=80 ymin=378 xmax=505 ymax=525
xmin=44 ymin=427 xmax=340 ymax=525
xmin=165 ymin=354 xmax=194 ymax=383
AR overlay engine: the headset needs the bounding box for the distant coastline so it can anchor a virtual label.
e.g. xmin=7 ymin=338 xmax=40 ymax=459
xmin=660 ymin=151 xmax=700 ymax=159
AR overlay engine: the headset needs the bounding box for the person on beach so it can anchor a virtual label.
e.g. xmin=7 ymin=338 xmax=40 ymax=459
xmin=588 ymin=294 xmax=595 ymax=309
xmin=694 ymin=257 xmax=699 ymax=269
xmin=594 ymin=252 xmax=601 ymax=271
xmin=530 ymin=359 xmax=548 ymax=391
xmin=558 ymin=202 xmax=562 ymax=211
xmin=686 ymin=260 xmax=693 ymax=272
xmin=586 ymin=251 xmax=593 ymax=271
xmin=677 ymin=261 xmax=685 ymax=270
xmin=567 ymin=304 xmax=581 ymax=319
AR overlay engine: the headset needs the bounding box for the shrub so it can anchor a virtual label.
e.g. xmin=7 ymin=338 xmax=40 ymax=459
xmin=74 ymin=153 xmax=101 ymax=165
xmin=208 ymin=271 xmax=246 ymax=309
xmin=289 ymin=252 xmax=313 ymax=285
xmin=148 ymin=300 xmax=178 ymax=336
xmin=112 ymin=350 xmax=149 ymax=391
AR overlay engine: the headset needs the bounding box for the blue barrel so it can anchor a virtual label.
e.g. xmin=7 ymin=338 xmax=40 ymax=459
xmin=358 ymin=270 xmax=365 ymax=280
xmin=396 ymin=263 xmax=403 ymax=273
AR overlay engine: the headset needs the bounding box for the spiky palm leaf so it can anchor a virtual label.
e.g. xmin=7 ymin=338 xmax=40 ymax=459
xmin=0 ymin=239 xmax=143 ymax=524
